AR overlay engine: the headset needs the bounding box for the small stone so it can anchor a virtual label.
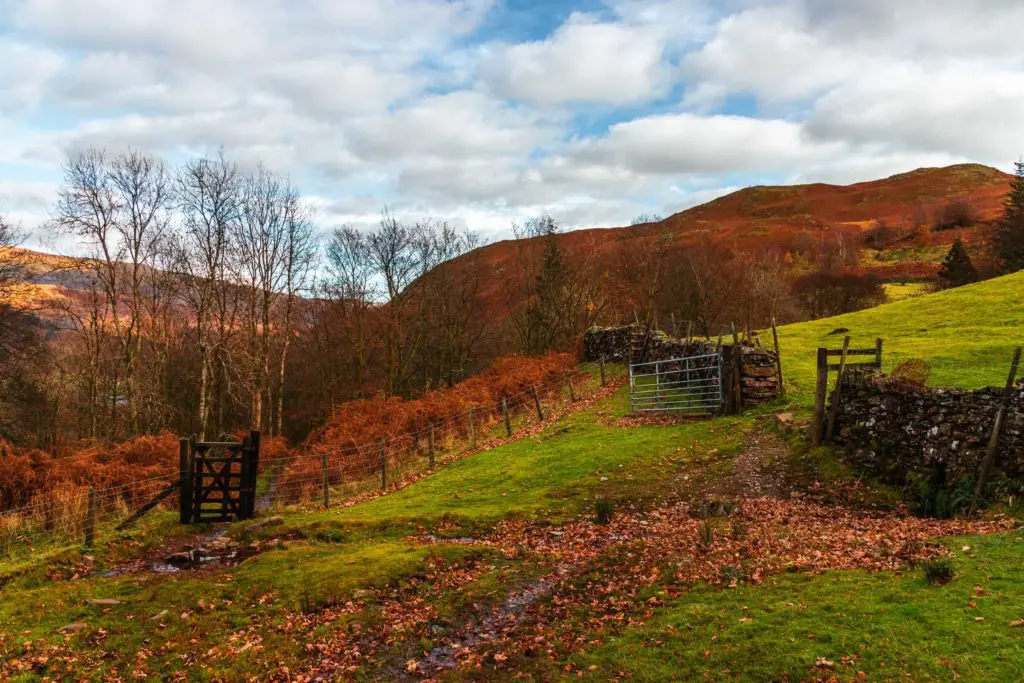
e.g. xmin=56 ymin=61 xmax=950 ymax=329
xmin=57 ymin=623 xmax=89 ymax=634
xmin=149 ymin=610 xmax=169 ymax=622
xmin=166 ymin=551 xmax=194 ymax=567
xmin=743 ymin=365 xmax=777 ymax=378
xmin=773 ymin=413 xmax=794 ymax=431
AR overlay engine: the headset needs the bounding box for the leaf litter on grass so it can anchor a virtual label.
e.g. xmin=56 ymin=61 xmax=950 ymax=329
xmin=301 ymin=496 xmax=1014 ymax=680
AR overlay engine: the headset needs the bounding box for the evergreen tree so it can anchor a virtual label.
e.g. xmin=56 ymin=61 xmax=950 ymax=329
xmin=519 ymin=216 xmax=566 ymax=354
xmin=994 ymin=160 xmax=1024 ymax=273
xmin=936 ymin=236 xmax=979 ymax=289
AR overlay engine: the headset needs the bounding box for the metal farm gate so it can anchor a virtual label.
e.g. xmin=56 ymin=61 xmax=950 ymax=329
xmin=628 ymin=353 xmax=724 ymax=414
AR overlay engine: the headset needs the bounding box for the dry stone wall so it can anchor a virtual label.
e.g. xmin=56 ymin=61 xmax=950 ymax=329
xmin=583 ymin=325 xmax=781 ymax=408
xmin=582 ymin=324 xmax=717 ymax=362
xmin=728 ymin=346 xmax=782 ymax=406
xmin=831 ymin=378 xmax=1024 ymax=484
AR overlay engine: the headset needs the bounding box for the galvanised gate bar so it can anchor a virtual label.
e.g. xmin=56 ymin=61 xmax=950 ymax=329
xmin=628 ymin=352 xmax=723 ymax=414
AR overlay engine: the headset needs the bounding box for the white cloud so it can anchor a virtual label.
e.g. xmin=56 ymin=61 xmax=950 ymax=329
xmin=682 ymin=5 xmax=858 ymax=106
xmin=0 ymin=40 xmax=64 ymax=114
xmin=3 ymin=0 xmax=1024 ymax=247
xmin=568 ymin=113 xmax=843 ymax=175
xmin=482 ymin=12 xmax=671 ymax=106
xmin=349 ymin=91 xmax=557 ymax=162
xmin=806 ymin=64 xmax=1024 ymax=160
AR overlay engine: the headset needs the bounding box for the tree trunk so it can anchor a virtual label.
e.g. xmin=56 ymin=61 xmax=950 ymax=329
xmin=276 ymin=335 xmax=291 ymax=437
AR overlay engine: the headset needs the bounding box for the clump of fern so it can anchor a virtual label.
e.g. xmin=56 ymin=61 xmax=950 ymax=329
xmin=594 ymin=499 xmax=614 ymax=525
xmin=922 ymin=557 xmax=955 ymax=585
xmin=697 ymin=520 xmax=714 ymax=552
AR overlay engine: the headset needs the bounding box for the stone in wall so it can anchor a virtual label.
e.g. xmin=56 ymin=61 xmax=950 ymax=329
xmin=831 ymin=377 xmax=1024 ymax=485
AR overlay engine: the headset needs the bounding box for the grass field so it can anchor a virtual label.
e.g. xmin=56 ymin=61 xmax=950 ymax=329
xmin=573 ymin=532 xmax=1024 ymax=681
xmin=776 ymin=270 xmax=1024 ymax=406
xmin=883 ymin=281 xmax=931 ymax=302
xmin=2 ymin=273 xmax=1023 ymax=680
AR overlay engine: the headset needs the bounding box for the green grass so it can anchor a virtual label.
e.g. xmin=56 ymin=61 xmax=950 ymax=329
xmin=287 ymin=381 xmax=750 ymax=534
xmin=6 ymin=274 xmax=1024 ymax=679
xmin=0 ymin=537 xmax=485 ymax=680
xmin=573 ymin=533 xmax=1024 ymax=682
xmin=777 ymin=271 xmax=1024 ymax=406
xmin=0 ymin=378 xmax=751 ymax=679
xmin=883 ymin=281 xmax=931 ymax=302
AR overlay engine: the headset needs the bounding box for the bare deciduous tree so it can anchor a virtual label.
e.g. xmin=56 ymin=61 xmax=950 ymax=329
xmin=274 ymin=193 xmax=316 ymax=436
xmin=174 ymin=152 xmax=240 ymax=439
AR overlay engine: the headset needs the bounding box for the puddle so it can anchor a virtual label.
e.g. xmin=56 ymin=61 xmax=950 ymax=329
xmin=90 ymin=569 xmax=122 ymax=578
xmin=424 ymin=535 xmax=485 ymax=545
xmin=415 ymin=576 xmax=555 ymax=675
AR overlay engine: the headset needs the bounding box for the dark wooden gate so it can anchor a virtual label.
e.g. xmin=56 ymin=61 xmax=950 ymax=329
xmin=179 ymin=431 xmax=261 ymax=524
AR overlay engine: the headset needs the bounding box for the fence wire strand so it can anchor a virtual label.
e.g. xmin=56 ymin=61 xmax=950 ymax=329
xmin=0 ymin=369 xmax=596 ymax=557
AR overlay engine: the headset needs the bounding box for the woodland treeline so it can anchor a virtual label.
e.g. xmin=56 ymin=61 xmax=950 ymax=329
xmin=2 ymin=152 xmax=1023 ymax=453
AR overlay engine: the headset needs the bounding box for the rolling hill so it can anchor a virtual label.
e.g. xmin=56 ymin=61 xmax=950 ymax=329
xmin=2 ymin=270 xmax=1023 ymax=679
xmin=442 ymin=163 xmax=1013 ymax=324
xmin=7 ymin=164 xmax=1012 ymax=319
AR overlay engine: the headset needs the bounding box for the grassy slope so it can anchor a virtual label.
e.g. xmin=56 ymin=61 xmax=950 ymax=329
xmin=574 ymin=533 xmax=1024 ymax=681
xmin=0 ymin=371 xmax=752 ymax=679
xmin=561 ymin=271 xmax=1024 ymax=682
xmin=778 ymin=270 xmax=1024 ymax=406
xmin=4 ymin=275 xmax=1024 ymax=679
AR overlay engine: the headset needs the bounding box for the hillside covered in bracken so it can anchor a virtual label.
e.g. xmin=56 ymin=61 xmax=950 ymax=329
xmin=442 ymin=163 xmax=1011 ymax=333
xmin=1 ymin=161 xmax=1014 ymax=458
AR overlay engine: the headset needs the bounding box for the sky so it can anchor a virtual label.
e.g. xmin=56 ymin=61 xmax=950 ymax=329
xmin=2 ymin=0 xmax=1024 ymax=252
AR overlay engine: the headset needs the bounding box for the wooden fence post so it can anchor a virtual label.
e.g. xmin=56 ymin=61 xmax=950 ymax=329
xmin=824 ymin=336 xmax=851 ymax=444
xmin=973 ymin=346 xmax=1023 ymax=507
xmin=468 ymin=408 xmax=477 ymax=449
xmin=568 ymin=375 xmax=576 ymax=401
xmin=731 ymin=322 xmax=743 ymax=414
xmin=320 ymin=451 xmax=330 ymax=509
xmin=249 ymin=430 xmax=261 ymax=519
xmin=379 ymin=440 xmax=387 ymax=490
xmin=502 ymin=397 xmax=511 ymax=436
xmin=810 ymin=348 xmax=828 ymax=446
xmin=44 ymin=496 xmax=54 ymax=533
xmin=84 ymin=488 xmax=96 ymax=547
xmin=178 ymin=438 xmax=191 ymax=524
xmin=533 ymin=386 xmax=544 ymax=421
xmin=771 ymin=316 xmax=786 ymax=399
xmin=428 ymin=421 xmax=436 ymax=467
xmin=599 ymin=354 xmax=607 ymax=387
xmin=686 ymin=320 xmax=693 ymax=345
xmin=875 ymin=338 xmax=884 ymax=370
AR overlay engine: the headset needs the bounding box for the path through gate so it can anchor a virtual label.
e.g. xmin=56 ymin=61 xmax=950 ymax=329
xmin=179 ymin=431 xmax=261 ymax=524
xmin=629 ymin=353 xmax=723 ymax=414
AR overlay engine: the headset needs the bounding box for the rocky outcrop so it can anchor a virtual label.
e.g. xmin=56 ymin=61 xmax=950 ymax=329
xmin=831 ymin=378 xmax=1024 ymax=484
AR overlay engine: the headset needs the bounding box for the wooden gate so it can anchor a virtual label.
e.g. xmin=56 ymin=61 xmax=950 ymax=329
xmin=179 ymin=431 xmax=261 ymax=524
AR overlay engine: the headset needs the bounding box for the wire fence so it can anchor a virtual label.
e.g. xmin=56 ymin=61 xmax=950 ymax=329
xmin=0 ymin=368 xmax=601 ymax=559
xmin=829 ymin=350 xmax=1024 ymax=393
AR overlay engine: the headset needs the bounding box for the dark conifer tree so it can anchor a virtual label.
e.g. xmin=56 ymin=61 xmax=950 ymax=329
xmin=936 ymin=236 xmax=979 ymax=289
xmin=993 ymin=160 xmax=1024 ymax=273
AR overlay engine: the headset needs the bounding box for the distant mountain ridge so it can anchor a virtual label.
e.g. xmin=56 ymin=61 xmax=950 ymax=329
xmin=443 ymin=163 xmax=1012 ymax=323
xmin=6 ymin=163 xmax=1013 ymax=316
